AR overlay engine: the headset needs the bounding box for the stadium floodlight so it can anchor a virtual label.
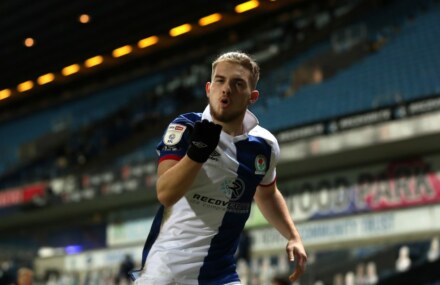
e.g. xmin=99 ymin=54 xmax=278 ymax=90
xmin=0 ymin=89 xmax=11 ymax=100
xmin=85 ymin=55 xmax=104 ymax=68
xmin=78 ymin=14 xmax=91 ymax=24
xmin=24 ymin=37 xmax=35 ymax=47
xmin=112 ymin=45 xmax=133 ymax=58
xmin=62 ymin=64 xmax=80 ymax=76
xmin=138 ymin=36 xmax=159 ymax=48
xmin=17 ymin=80 xmax=34 ymax=92
xmin=37 ymin=73 xmax=55 ymax=85
xmin=198 ymin=13 xmax=222 ymax=26
xmin=169 ymin=24 xmax=192 ymax=37
xmin=235 ymin=0 xmax=259 ymax=13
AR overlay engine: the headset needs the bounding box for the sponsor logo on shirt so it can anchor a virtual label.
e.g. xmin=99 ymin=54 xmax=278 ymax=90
xmin=163 ymin=124 xmax=186 ymax=146
xmin=220 ymin=177 xmax=245 ymax=201
xmin=192 ymin=193 xmax=251 ymax=214
xmin=193 ymin=194 xmax=229 ymax=206
xmin=254 ymin=154 xmax=267 ymax=175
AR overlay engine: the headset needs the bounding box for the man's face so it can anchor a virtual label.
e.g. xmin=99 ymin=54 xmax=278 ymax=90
xmin=206 ymin=61 xmax=258 ymax=123
xmin=18 ymin=272 xmax=33 ymax=285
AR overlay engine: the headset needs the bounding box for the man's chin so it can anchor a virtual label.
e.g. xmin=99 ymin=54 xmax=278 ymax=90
xmin=210 ymin=106 xmax=242 ymax=123
xmin=212 ymin=113 xmax=234 ymax=123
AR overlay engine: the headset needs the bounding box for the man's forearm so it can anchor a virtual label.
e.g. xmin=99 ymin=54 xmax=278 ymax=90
xmin=256 ymin=188 xmax=301 ymax=240
xmin=156 ymin=156 xmax=203 ymax=207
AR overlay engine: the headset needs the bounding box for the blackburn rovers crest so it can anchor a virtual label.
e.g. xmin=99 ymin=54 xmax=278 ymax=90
xmin=254 ymin=154 xmax=267 ymax=175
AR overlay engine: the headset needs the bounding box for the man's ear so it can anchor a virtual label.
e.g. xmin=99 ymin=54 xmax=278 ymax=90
xmin=249 ymin=90 xmax=259 ymax=104
xmin=205 ymin=82 xmax=211 ymax=98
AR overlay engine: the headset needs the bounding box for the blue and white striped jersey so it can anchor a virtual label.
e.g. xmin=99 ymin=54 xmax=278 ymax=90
xmin=138 ymin=106 xmax=279 ymax=285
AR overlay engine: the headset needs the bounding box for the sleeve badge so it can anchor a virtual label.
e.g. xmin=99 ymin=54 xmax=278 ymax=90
xmin=163 ymin=124 xmax=187 ymax=146
xmin=255 ymin=154 xmax=267 ymax=175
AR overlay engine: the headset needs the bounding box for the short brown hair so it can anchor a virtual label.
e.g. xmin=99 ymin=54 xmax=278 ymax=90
xmin=212 ymin=51 xmax=260 ymax=90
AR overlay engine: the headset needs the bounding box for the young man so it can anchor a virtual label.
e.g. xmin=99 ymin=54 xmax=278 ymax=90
xmin=135 ymin=51 xmax=307 ymax=285
xmin=16 ymin=267 xmax=34 ymax=285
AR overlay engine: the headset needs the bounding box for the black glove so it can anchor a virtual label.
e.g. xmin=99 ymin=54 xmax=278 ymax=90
xmin=187 ymin=119 xmax=222 ymax=163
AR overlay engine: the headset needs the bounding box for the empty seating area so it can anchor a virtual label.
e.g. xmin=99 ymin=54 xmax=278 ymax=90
xmin=1 ymin=0 xmax=439 ymax=191
xmin=254 ymin=0 xmax=440 ymax=131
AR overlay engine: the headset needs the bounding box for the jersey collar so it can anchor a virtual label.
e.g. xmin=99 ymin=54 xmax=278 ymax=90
xmin=201 ymin=105 xmax=259 ymax=134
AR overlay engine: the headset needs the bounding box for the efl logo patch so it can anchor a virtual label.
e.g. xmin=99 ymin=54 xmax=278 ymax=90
xmin=163 ymin=124 xmax=186 ymax=146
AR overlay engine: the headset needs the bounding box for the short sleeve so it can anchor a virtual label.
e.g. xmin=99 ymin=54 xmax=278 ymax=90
xmin=259 ymin=136 xmax=280 ymax=186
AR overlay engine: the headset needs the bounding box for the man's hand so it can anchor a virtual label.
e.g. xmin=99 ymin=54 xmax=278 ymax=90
xmin=287 ymin=238 xmax=307 ymax=282
xmin=186 ymin=119 xmax=222 ymax=163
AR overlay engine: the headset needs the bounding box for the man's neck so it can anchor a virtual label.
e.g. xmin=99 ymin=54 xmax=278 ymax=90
xmin=213 ymin=118 xmax=244 ymax=137
xmin=222 ymin=123 xmax=244 ymax=137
